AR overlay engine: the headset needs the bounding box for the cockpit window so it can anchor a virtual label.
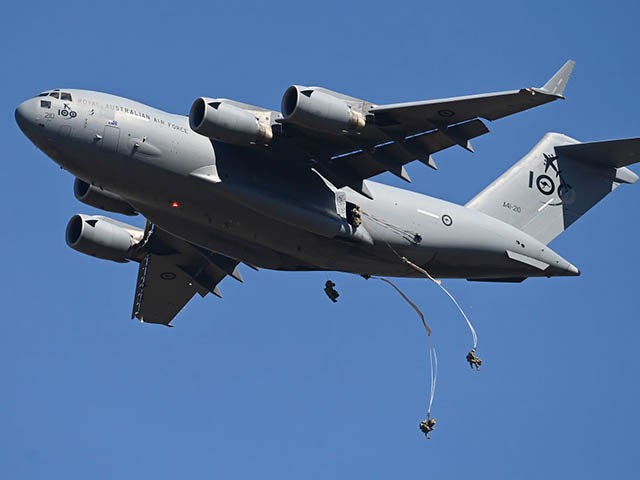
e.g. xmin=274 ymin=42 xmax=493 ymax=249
xmin=50 ymin=92 xmax=59 ymax=99
xmin=60 ymin=92 xmax=72 ymax=101
xmin=37 ymin=92 xmax=49 ymax=97
xmin=40 ymin=100 xmax=51 ymax=109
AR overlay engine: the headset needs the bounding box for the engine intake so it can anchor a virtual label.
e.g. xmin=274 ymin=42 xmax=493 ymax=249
xmin=74 ymin=179 xmax=137 ymax=216
xmin=281 ymin=86 xmax=366 ymax=133
xmin=189 ymin=98 xmax=273 ymax=144
xmin=65 ymin=214 xmax=143 ymax=263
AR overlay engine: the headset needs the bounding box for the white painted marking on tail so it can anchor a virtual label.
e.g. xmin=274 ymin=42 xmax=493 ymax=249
xmin=537 ymin=198 xmax=555 ymax=212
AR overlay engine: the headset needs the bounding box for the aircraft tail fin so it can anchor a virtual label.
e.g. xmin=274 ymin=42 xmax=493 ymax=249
xmin=466 ymin=133 xmax=640 ymax=244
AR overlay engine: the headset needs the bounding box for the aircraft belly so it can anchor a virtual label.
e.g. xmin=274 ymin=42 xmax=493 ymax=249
xmin=128 ymin=200 xmax=542 ymax=278
xmin=127 ymin=195 xmax=383 ymax=273
xmin=123 ymin=173 xmax=557 ymax=278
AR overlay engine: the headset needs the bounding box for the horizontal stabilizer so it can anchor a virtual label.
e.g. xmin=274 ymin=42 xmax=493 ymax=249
xmin=555 ymin=137 xmax=640 ymax=169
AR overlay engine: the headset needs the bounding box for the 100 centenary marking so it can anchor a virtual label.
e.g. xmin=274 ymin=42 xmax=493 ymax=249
xmin=58 ymin=108 xmax=77 ymax=118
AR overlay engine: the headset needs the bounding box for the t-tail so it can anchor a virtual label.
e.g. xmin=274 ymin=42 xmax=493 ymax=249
xmin=467 ymin=133 xmax=640 ymax=244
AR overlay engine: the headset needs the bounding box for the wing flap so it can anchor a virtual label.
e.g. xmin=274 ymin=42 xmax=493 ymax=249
xmin=132 ymin=254 xmax=199 ymax=325
xmin=131 ymin=224 xmax=242 ymax=326
xmin=329 ymin=119 xmax=489 ymax=185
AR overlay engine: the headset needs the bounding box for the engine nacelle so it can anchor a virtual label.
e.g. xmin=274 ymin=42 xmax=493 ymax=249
xmin=281 ymin=86 xmax=366 ymax=133
xmin=189 ymin=97 xmax=273 ymax=144
xmin=74 ymin=179 xmax=137 ymax=216
xmin=65 ymin=214 xmax=144 ymax=263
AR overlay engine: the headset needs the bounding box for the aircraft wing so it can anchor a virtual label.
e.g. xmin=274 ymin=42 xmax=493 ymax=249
xmin=131 ymin=223 xmax=243 ymax=326
xmin=370 ymin=59 xmax=574 ymax=134
xmin=312 ymin=119 xmax=489 ymax=196
xmin=270 ymin=60 xmax=574 ymax=199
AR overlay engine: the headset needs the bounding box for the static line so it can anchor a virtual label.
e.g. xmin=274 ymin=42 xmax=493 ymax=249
xmin=373 ymin=277 xmax=431 ymax=336
xmin=385 ymin=242 xmax=478 ymax=349
xmin=370 ymin=275 xmax=437 ymax=418
xmin=427 ymin=346 xmax=438 ymax=416
xmin=433 ymin=279 xmax=478 ymax=349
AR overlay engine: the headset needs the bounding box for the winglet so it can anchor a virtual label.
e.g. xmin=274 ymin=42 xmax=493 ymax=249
xmin=541 ymin=60 xmax=575 ymax=97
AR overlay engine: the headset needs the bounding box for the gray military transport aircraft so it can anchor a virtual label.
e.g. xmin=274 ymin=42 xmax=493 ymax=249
xmin=15 ymin=60 xmax=640 ymax=326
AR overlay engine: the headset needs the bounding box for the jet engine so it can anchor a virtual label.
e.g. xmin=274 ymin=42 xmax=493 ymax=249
xmin=65 ymin=214 xmax=144 ymax=263
xmin=189 ymin=98 xmax=273 ymax=144
xmin=74 ymin=179 xmax=137 ymax=216
xmin=281 ymin=86 xmax=366 ymax=133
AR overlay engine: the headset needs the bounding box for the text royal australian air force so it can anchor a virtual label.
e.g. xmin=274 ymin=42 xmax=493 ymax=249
xmin=75 ymin=91 xmax=190 ymax=134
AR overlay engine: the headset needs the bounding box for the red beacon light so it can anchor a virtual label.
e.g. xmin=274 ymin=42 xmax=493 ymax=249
xmin=170 ymin=201 xmax=181 ymax=208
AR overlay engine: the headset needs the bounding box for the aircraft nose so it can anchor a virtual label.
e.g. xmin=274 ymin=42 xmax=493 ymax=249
xmin=15 ymin=99 xmax=33 ymax=133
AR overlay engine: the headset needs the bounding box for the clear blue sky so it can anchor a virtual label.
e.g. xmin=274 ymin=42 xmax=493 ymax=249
xmin=3 ymin=1 xmax=639 ymax=478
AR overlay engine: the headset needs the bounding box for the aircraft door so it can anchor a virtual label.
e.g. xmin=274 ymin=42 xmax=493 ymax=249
xmin=102 ymin=125 xmax=120 ymax=152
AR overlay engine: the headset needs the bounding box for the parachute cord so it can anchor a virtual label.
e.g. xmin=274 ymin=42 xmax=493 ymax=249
xmin=428 ymin=274 xmax=477 ymax=349
xmin=371 ymin=277 xmax=431 ymax=336
xmin=386 ymin=242 xmax=478 ymax=350
xmin=361 ymin=210 xmax=418 ymax=244
xmin=427 ymin=346 xmax=437 ymax=416
xmin=369 ymin=276 xmax=437 ymax=418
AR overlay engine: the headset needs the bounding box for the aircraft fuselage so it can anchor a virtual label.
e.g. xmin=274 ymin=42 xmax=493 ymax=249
xmin=15 ymin=89 xmax=579 ymax=280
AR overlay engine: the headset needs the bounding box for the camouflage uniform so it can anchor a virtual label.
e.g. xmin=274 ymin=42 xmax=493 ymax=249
xmin=348 ymin=206 xmax=362 ymax=228
xmin=466 ymin=348 xmax=482 ymax=370
xmin=419 ymin=418 xmax=437 ymax=439
xmin=324 ymin=280 xmax=340 ymax=303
